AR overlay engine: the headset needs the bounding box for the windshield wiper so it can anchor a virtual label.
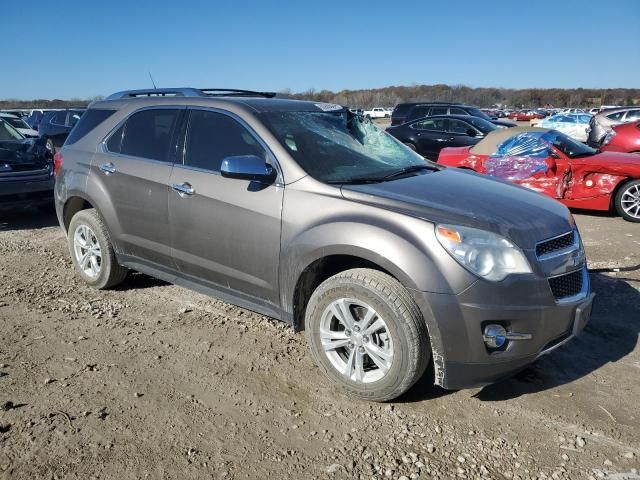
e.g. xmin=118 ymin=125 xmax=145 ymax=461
xmin=379 ymin=164 xmax=438 ymax=181
xmin=326 ymin=176 xmax=385 ymax=185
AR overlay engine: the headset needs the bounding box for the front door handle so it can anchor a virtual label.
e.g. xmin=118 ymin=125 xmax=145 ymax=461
xmin=172 ymin=182 xmax=195 ymax=197
xmin=99 ymin=162 xmax=116 ymax=175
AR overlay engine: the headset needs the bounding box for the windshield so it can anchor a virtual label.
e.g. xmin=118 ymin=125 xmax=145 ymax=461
xmin=2 ymin=116 xmax=30 ymax=130
xmin=467 ymin=107 xmax=493 ymax=120
xmin=494 ymin=130 xmax=596 ymax=160
xmin=465 ymin=117 xmax=498 ymax=133
xmin=0 ymin=119 xmax=25 ymax=141
xmin=545 ymin=131 xmax=597 ymax=158
xmin=259 ymin=110 xmax=431 ymax=183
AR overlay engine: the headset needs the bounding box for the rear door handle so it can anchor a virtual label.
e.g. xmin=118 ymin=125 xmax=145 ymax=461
xmin=99 ymin=162 xmax=116 ymax=175
xmin=172 ymin=182 xmax=195 ymax=197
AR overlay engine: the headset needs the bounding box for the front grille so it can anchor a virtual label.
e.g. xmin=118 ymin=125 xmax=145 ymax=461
xmin=548 ymin=269 xmax=583 ymax=300
xmin=536 ymin=231 xmax=575 ymax=257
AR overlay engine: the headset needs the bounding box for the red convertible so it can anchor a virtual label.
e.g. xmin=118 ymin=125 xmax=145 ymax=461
xmin=508 ymin=110 xmax=545 ymax=122
xmin=437 ymin=127 xmax=640 ymax=222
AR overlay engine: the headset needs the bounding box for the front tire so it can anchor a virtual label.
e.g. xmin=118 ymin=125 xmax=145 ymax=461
xmin=615 ymin=179 xmax=640 ymax=222
xmin=305 ymin=268 xmax=430 ymax=402
xmin=68 ymin=208 xmax=128 ymax=288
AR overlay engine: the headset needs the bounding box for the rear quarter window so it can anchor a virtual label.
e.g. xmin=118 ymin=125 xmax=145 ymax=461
xmin=65 ymin=109 xmax=115 ymax=146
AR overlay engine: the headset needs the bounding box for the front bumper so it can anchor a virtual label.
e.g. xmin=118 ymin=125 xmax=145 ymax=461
xmin=417 ymin=267 xmax=593 ymax=390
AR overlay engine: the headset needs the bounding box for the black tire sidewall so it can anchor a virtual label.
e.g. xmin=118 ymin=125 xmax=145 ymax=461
xmin=305 ymin=274 xmax=419 ymax=401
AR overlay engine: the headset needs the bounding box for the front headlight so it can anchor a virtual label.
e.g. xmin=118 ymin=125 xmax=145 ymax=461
xmin=436 ymin=224 xmax=532 ymax=282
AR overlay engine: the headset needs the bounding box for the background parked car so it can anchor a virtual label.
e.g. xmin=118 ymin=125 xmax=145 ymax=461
xmin=600 ymin=121 xmax=640 ymax=154
xmin=537 ymin=113 xmax=592 ymax=142
xmin=0 ymin=112 xmax=39 ymax=138
xmin=508 ymin=110 xmax=545 ymax=122
xmin=386 ymin=114 xmax=497 ymax=160
xmin=363 ymin=107 xmax=390 ymax=119
xmin=587 ymin=107 xmax=640 ymax=146
xmin=0 ymin=118 xmax=54 ymax=210
xmin=393 ymin=102 xmax=515 ymax=128
xmin=38 ymin=109 xmax=85 ymax=150
xmin=437 ymin=127 xmax=640 ymax=222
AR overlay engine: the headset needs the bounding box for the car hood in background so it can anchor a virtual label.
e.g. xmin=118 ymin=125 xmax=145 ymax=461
xmin=340 ymin=168 xmax=572 ymax=250
xmin=0 ymin=138 xmax=51 ymax=167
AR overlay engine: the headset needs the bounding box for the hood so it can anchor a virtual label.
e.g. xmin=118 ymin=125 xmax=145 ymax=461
xmin=340 ymin=168 xmax=573 ymax=250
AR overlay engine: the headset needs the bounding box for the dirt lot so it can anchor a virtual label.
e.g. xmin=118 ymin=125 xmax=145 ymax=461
xmin=0 ymin=207 xmax=639 ymax=480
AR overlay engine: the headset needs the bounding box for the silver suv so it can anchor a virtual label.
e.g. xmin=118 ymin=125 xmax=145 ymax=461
xmin=54 ymin=88 xmax=594 ymax=401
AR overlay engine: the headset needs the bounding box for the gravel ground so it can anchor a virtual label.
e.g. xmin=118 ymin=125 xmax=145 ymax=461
xmin=0 ymin=207 xmax=638 ymax=480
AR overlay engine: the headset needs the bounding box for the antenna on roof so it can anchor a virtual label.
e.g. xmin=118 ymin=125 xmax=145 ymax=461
xmin=148 ymin=72 xmax=157 ymax=90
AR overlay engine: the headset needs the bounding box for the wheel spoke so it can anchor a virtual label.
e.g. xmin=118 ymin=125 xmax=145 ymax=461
xmin=343 ymin=347 xmax=356 ymax=378
xmin=74 ymin=230 xmax=88 ymax=248
xmin=365 ymin=343 xmax=392 ymax=372
xmin=363 ymin=318 xmax=386 ymax=336
xmin=330 ymin=299 xmax=356 ymax=330
xmin=320 ymin=328 xmax=351 ymax=351
xmin=89 ymin=255 xmax=100 ymax=275
xmin=359 ymin=307 xmax=377 ymax=332
xmin=80 ymin=252 xmax=90 ymax=270
xmin=354 ymin=348 xmax=365 ymax=382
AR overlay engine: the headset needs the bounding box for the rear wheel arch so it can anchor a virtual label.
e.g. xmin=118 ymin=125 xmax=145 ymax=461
xmin=63 ymin=196 xmax=95 ymax=232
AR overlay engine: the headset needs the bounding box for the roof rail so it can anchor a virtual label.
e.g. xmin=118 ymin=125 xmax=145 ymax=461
xmin=106 ymin=87 xmax=277 ymax=101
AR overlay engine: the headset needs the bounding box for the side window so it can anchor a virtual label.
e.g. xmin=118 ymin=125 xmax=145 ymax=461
xmin=52 ymin=111 xmax=67 ymax=126
xmin=184 ymin=110 xmax=266 ymax=172
xmin=447 ymin=119 xmax=472 ymax=134
xmin=430 ymin=107 xmax=447 ymax=116
xmin=119 ymin=109 xmax=181 ymax=162
xmin=607 ymin=111 xmax=625 ymax=121
xmin=105 ymin=123 xmax=125 ymax=153
xmin=625 ymin=110 xmax=640 ymax=121
xmin=408 ymin=106 xmax=430 ymax=120
xmin=449 ymin=108 xmax=467 ymax=115
xmin=411 ymin=118 xmax=447 ymax=131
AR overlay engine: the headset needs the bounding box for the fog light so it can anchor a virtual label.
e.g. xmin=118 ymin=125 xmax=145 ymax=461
xmin=483 ymin=324 xmax=507 ymax=348
xmin=585 ymin=179 xmax=594 ymax=187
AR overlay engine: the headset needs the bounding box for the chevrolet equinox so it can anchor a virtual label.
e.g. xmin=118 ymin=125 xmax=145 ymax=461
xmin=54 ymin=88 xmax=594 ymax=401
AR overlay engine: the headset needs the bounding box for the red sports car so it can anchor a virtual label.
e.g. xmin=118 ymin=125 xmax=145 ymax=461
xmin=600 ymin=121 xmax=640 ymax=154
xmin=507 ymin=110 xmax=545 ymax=122
xmin=437 ymin=127 xmax=640 ymax=222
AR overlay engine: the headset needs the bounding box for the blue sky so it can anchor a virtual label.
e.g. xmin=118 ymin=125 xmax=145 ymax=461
xmin=3 ymin=0 xmax=639 ymax=99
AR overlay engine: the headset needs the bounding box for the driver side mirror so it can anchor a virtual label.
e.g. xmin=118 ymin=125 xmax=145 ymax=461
xmin=220 ymin=155 xmax=276 ymax=182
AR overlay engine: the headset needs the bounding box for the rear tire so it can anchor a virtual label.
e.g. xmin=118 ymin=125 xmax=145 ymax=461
xmin=68 ymin=209 xmax=128 ymax=288
xmin=305 ymin=268 xmax=430 ymax=402
xmin=615 ymin=179 xmax=640 ymax=222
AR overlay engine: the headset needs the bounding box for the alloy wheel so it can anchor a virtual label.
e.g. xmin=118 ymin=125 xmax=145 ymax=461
xmin=620 ymin=184 xmax=640 ymax=219
xmin=319 ymin=298 xmax=393 ymax=383
xmin=73 ymin=224 xmax=102 ymax=278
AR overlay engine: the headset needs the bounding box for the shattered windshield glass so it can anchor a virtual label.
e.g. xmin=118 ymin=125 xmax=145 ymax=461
xmin=494 ymin=130 xmax=596 ymax=160
xmin=259 ymin=110 xmax=431 ymax=183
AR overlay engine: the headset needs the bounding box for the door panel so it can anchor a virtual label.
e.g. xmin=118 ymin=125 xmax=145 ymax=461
xmin=93 ymin=108 xmax=184 ymax=268
xmin=92 ymin=152 xmax=174 ymax=266
xmin=168 ymin=109 xmax=283 ymax=305
xmin=169 ymin=168 xmax=283 ymax=303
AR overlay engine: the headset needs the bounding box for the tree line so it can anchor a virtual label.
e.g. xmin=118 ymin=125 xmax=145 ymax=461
xmin=1 ymin=85 xmax=638 ymax=110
